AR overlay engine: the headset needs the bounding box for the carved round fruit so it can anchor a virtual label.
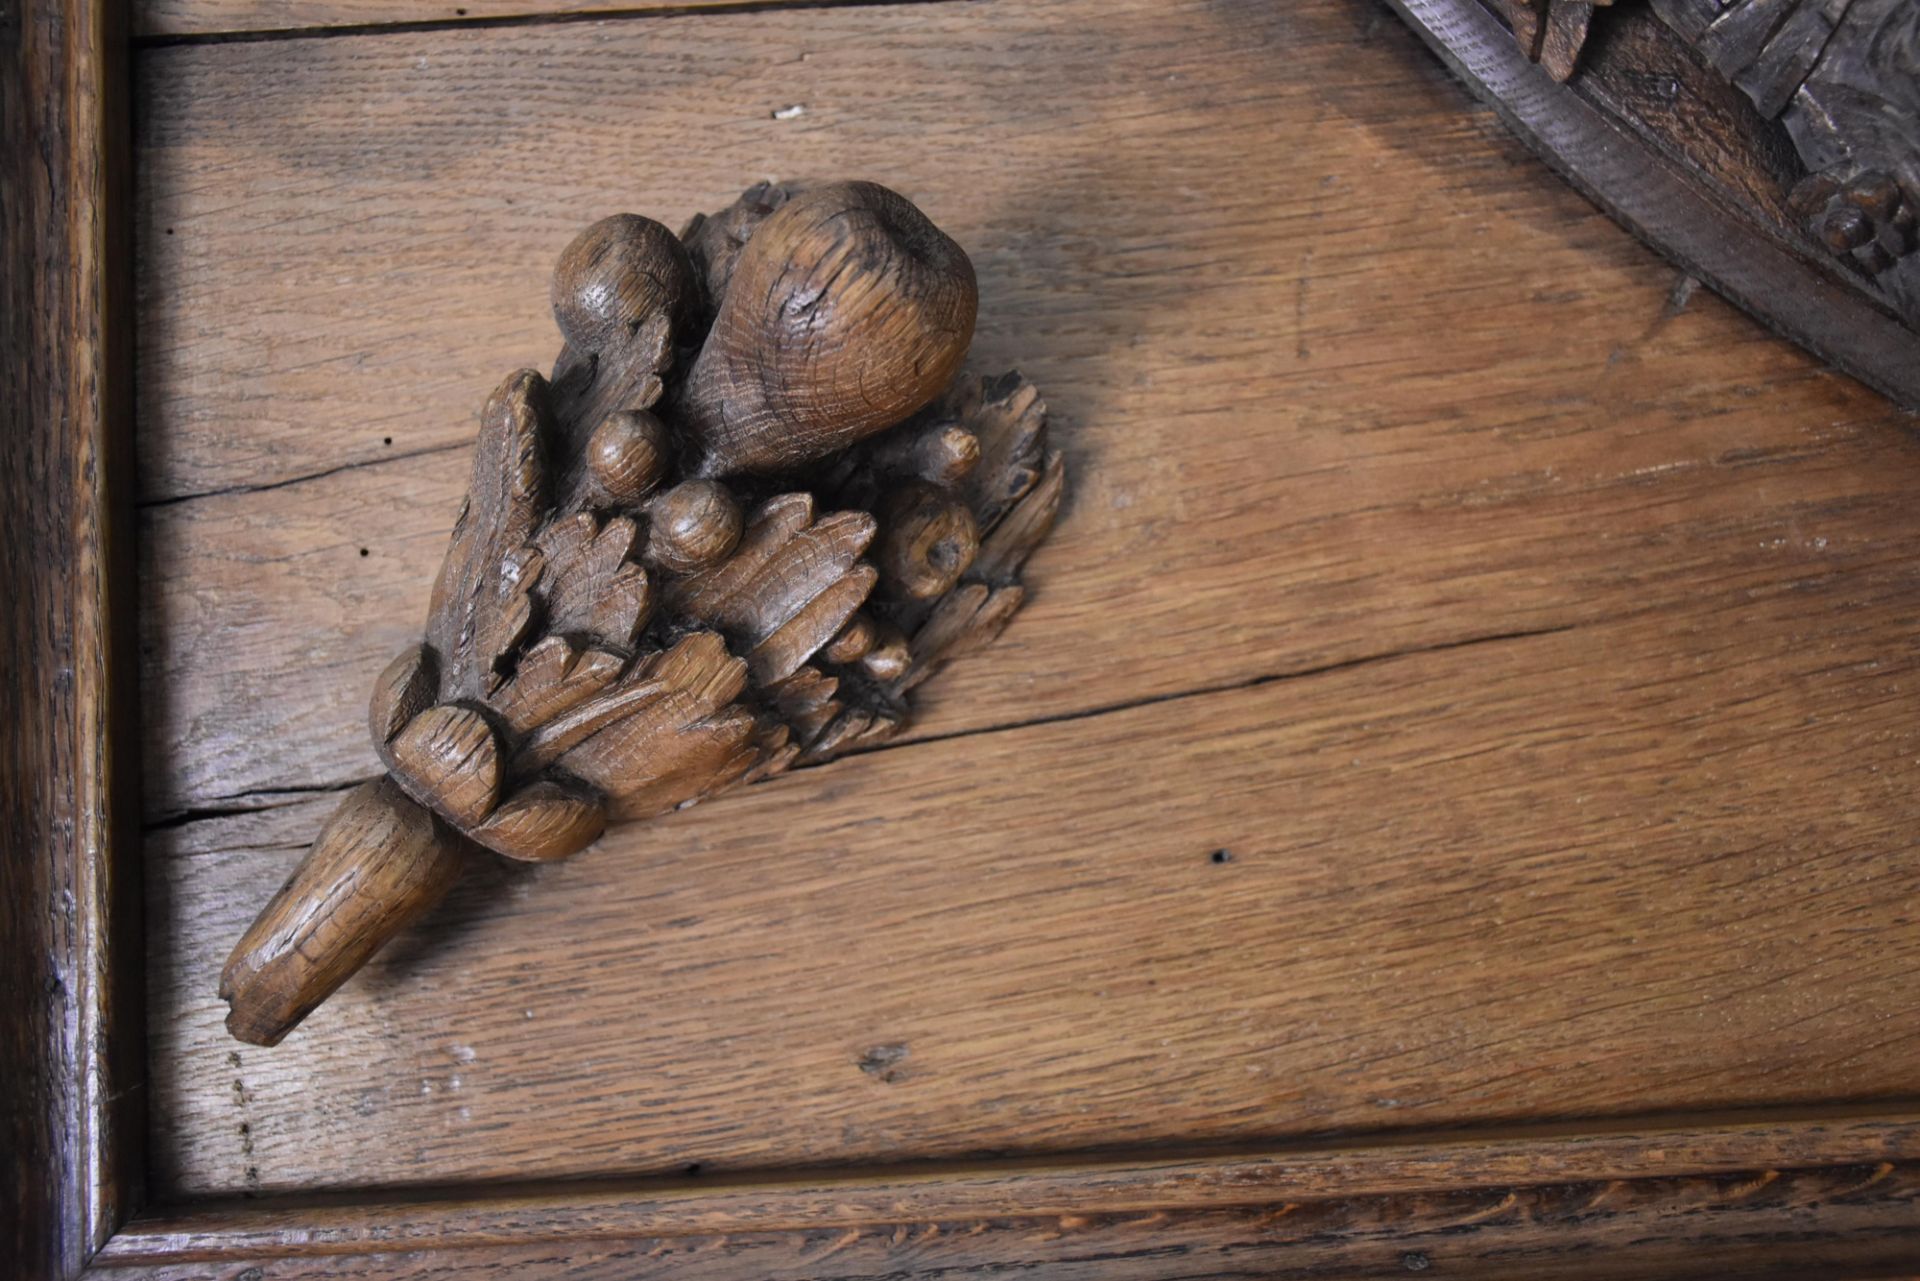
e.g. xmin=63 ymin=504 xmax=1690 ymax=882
xmin=551 ymin=213 xmax=699 ymax=351
xmin=681 ymin=181 xmax=978 ymax=476
xmin=822 ymin=613 xmax=878 ymax=664
xmin=647 ymin=479 xmax=744 ymax=574
xmin=877 ymin=481 xmax=979 ymax=602
xmin=585 ymin=410 xmax=671 ymax=506
xmin=859 ymin=621 xmax=912 ymax=683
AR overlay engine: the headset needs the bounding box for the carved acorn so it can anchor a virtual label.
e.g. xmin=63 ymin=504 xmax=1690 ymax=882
xmin=220 ymin=181 xmax=1063 ymax=1046
xmin=680 ymin=180 xmax=979 ymax=476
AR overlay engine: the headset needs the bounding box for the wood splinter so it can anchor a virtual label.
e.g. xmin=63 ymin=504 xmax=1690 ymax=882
xmin=221 ymin=180 xmax=1068 ymax=1046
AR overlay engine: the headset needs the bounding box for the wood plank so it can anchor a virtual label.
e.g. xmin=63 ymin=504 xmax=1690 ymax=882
xmin=135 ymin=0 xmax=1920 ymax=816
xmin=2 ymin=2 xmax=144 ymax=1279
xmin=132 ymin=0 xmax=935 ymax=40
xmin=146 ymin=582 xmax=1920 ymax=1195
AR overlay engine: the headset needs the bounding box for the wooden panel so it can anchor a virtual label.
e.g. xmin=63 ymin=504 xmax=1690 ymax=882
xmin=132 ymin=0 xmax=908 ymax=40
xmin=2 ymin=2 xmax=144 ymax=1280
xmin=135 ymin=0 xmax=1920 ymax=817
xmin=148 ymin=579 xmax=1920 ymax=1195
xmin=135 ymin=0 xmax=1920 ymax=1238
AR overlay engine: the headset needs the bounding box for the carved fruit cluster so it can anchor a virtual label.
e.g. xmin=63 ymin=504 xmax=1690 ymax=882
xmin=370 ymin=181 xmax=1064 ymax=864
xmin=1789 ymin=169 xmax=1919 ymax=278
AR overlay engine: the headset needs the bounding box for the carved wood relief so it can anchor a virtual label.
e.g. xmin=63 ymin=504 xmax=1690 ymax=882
xmin=1500 ymin=0 xmax=1920 ymax=328
xmin=1654 ymin=0 xmax=1920 ymax=313
xmin=220 ymin=180 xmax=1066 ymax=1046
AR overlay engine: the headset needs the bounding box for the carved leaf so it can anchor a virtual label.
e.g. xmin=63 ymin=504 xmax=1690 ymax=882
xmin=669 ymin=494 xmax=878 ymax=650
xmin=511 ymin=632 xmax=736 ymax=775
xmin=898 ymin=583 xmax=1027 ymax=694
xmin=369 ymin=645 xmax=439 ymax=745
xmin=427 ymin=370 xmax=550 ymax=699
xmin=489 ymin=634 xmax=628 ymax=737
xmin=972 ymin=449 xmax=1066 ymax=585
xmin=748 ymin=563 xmax=879 ymax=685
xmin=474 ymin=545 xmax=544 ymax=697
xmin=761 ymin=663 xmax=907 ymax=763
xmin=470 ymin=779 xmax=607 ymax=863
xmin=542 ymin=631 xmax=762 ymax=821
xmin=764 ymin=666 xmax=843 ymax=740
xmin=532 ymin=511 xmax=654 ymax=651
xmin=959 ymin=371 xmax=1050 ymax=531
xmin=385 ymin=704 xmax=503 ymax=827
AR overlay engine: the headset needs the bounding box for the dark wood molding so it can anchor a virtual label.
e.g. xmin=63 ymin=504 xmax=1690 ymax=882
xmin=91 ymin=1115 xmax=1920 ymax=1278
xmin=1 ymin=1 xmax=143 ymax=1278
xmin=1388 ymin=0 xmax=1920 ymax=412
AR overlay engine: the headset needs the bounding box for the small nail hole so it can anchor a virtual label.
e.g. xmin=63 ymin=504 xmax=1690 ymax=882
xmin=359 ymin=548 xmax=370 ymax=557
xmin=1210 ymin=849 xmax=1232 ymax=864
xmin=382 ymin=436 xmax=393 ymax=445
xmin=684 ymin=1162 xmax=703 ymax=1177
xmin=164 ymin=227 xmax=175 ymax=235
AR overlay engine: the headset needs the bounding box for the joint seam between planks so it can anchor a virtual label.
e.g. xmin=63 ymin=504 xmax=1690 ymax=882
xmin=144 ymin=618 xmax=1585 ymax=831
xmin=135 ymin=0 xmax=976 ymax=48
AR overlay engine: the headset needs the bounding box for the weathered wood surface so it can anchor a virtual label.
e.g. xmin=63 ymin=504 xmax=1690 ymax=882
xmin=1 ymin=2 xmax=144 ymax=1279
xmin=150 ymin=582 xmax=1920 ymax=1194
xmin=137 ymin=0 xmax=1920 ymax=817
xmin=137 ymin=0 xmax=1920 ymax=1228
xmin=131 ymin=0 xmax=912 ymax=39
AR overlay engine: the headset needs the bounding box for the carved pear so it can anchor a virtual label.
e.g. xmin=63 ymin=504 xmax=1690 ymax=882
xmin=680 ymin=181 xmax=978 ymax=476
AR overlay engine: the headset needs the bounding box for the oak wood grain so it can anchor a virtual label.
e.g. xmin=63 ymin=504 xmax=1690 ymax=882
xmin=94 ymin=1150 xmax=1920 ymax=1279
xmin=131 ymin=0 xmax=941 ymax=40
xmin=1 ymin=2 xmax=143 ymax=1279
xmin=98 ymin=1112 xmax=1920 ymax=1262
xmin=132 ymin=0 xmax=1920 ymax=1261
xmin=135 ymin=0 xmax=1920 ymax=818
xmin=147 ymin=581 xmax=1920 ymax=1195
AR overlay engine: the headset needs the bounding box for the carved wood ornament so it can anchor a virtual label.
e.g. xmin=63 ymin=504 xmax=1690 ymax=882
xmin=220 ymin=181 xmax=1066 ymax=1045
xmin=1507 ymin=0 xmax=1920 ymax=317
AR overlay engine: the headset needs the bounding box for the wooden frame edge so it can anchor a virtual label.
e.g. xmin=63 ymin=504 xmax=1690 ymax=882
xmin=1385 ymin=0 xmax=1920 ymax=412
xmin=95 ymin=1111 xmax=1920 ymax=1264
xmin=2 ymin=1 xmax=143 ymax=1278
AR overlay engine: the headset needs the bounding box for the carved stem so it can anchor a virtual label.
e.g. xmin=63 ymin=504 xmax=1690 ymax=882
xmin=220 ymin=778 xmax=470 ymax=1046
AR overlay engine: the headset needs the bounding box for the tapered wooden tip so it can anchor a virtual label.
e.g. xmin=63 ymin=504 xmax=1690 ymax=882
xmin=220 ymin=777 xmax=469 ymax=1046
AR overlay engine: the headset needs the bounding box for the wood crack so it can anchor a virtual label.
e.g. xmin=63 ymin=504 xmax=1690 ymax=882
xmin=139 ymin=439 xmax=473 ymax=509
xmin=136 ymin=0 xmax=975 ymax=48
xmin=144 ymin=618 xmax=1586 ymax=832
